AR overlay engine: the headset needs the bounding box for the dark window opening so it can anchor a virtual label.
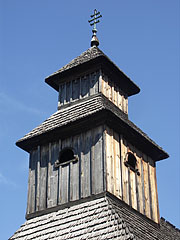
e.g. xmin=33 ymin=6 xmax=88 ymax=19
xmin=60 ymin=148 xmax=74 ymax=164
xmin=55 ymin=148 xmax=78 ymax=167
xmin=125 ymin=152 xmax=140 ymax=175
xmin=127 ymin=152 xmax=137 ymax=169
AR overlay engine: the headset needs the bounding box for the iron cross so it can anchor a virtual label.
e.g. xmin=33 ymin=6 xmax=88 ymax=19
xmin=88 ymin=9 xmax=102 ymax=35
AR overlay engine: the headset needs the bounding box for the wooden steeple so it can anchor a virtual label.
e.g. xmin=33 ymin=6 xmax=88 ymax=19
xmin=16 ymin=21 xmax=168 ymax=225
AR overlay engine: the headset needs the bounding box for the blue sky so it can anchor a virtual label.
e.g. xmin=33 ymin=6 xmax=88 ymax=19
xmin=0 ymin=1 xmax=179 ymax=239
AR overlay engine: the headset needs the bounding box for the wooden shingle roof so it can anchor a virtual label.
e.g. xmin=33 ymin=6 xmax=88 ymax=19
xmin=16 ymin=94 xmax=168 ymax=161
xmin=45 ymin=46 xmax=140 ymax=96
xmin=9 ymin=193 xmax=180 ymax=240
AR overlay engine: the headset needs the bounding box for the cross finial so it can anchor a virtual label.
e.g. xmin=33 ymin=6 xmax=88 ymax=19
xmin=88 ymin=9 xmax=102 ymax=47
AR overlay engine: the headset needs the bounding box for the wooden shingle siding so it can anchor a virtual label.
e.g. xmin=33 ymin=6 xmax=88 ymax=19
xmin=26 ymin=126 xmax=105 ymax=216
xmin=105 ymin=126 xmax=159 ymax=223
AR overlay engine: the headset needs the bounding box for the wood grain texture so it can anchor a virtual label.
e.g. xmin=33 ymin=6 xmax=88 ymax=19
xmin=58 ymin=70 xmax=100 ymax=108
xmin=39 ymin=145 xmax=48 ymax=211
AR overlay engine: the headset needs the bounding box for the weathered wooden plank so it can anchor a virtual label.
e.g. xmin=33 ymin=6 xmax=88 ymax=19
xmin=81 ymin=131 xmax=91 ymax=198
xmin=27 ymin=156 xmax=32 ymax=215
xmin=66 ymin=81 xmax=71 ymax=103
xmin=48 ymin=142 xmax=59 ymax=207
xmin=81 ymin=75 xmax=89 ymax=98
xmin=90 ymin=72 xmax=98 ymax=95
xmin=103 ymin=125 xmax=107 ymax=192
xmin=36 ymin=146 xmax=41 ymax=211
xmin=92 ymin=126 xmax=103 ymax=194
xmin=141 ymin=156 xmax=146 ymax=215
xmin=113 ymin=132 xmax=122 ymax=199
xmin=70 ymin=135 xmax=80 ymax=201
xmin=143 ymin=154 xmax=151 ymax=218
xmin=58 ymin=139 xmax=62 ymax=205
xmin=100 ymin=72 xmax=104 ymax=94
xmin=106 ymin=126 xmax=112 ymax=194
xmin=154 ymin=162 xmax=160 ymax=223
xmin=95 ymin=71 xmax=99 ymax=94
xmin=148 ymin=161 xmax=153 ymax=219
xmin=149 ymin=158 xmax=159 ymax=223
xmin=125 ymin=96 xmax=128 ymax=114
xmin=99 ymin=69 xmax=103 ymax=93
xmin=114 ymin=85 xmax=118 ymax=107
xmin=59 ymin=138 xmax=71 ymax=204
xmin=27 ymin=149 xmax=37 ymax=214
xmin=72 ymin=78 xmax=80 ymax=101
xmin=39 ymin=145 xmax=48 ymax=211
xmin=108 ymin=80 xmax=112 ymax=102
xmin=136 ymin=149 xmax=144 ymax=214
xmin=121 ymin=136 xmax=129 ymax=205
xmin=47 ymin=143 xmax=52 ymax=207
xmin=111 ymin=81 xmax=115 ymax=104
xmin=130 ymin=167 xmax=137 ymax=210
xmin=103 ymin=75 xmax=108 ymax=98
xmin=118 ymin=91 xmax=122 ymax=111
xmin=60 ymin=83 xmax=66 ymax=105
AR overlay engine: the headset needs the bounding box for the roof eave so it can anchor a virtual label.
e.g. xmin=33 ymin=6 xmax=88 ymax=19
xmin=45 ymin=55 xmax=140 ymax=97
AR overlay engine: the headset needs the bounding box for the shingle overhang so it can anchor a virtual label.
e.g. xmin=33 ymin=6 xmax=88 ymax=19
xmin=45 ymin=46 xmax=140 ymax=97
xmin=16 ymin=94 xmax=168 ymax=161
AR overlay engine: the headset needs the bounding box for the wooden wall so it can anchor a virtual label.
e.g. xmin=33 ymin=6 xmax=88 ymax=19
xmin=58 ymin=70 xmax=100 ymax=108
xmin=105 ymin=126 xmax=159 ymax=223
xmin=27 ymin=126 xmax=105 ymax=215
xmin=100 ymin=73 xmax=128 ymax=114
xmin=58 ymin=69 xmax=128 ymax=114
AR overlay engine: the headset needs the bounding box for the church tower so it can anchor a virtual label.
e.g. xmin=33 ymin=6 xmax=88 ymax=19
xmin=10 ymin=10 xmax=180 ymax=240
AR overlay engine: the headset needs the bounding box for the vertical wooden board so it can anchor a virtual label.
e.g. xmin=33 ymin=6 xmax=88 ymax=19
xmin=26 ymin=158 xmax=31 ymax=215
xmin=27 ymin=149 xmax=37 ymax=214
xmin=60 ymin=83 xmax=66 ymax=105
xmin=121 ymin=95 xmax=125 ymax=112
xmin=125 ymin=97 xmax=128 ymax=114
xmin=108 ymin=80 xmax=112 ymax=101
xmin=59 ymin=138 xmax=71 ymax=204
xmin=70 ymin=134 xmax=80 ymax=201
xmin=47 ymin=142 xmax=59 ymax=208
xmin=130 ymin=170 xmax=137 ymax=210
xmin=142 ymin=154 xmax=151 ymax=218
xmin=104 ymin=75 xmax=109 ymax=98
xmin=66 ymin=81 xmax=72 ymax=103
xmin=81 ymin=131 xmax=91 ymax=198
xmin=72 ymin=78 xmax=80 ymax=101
xmin=58 ymin=85 xmax=61 ymax=109
xmin=136 ymin=150 xmax=144 ymax=215
xmin=90 ymin=72 xmax=98 ymax=95
xmin=106 ymin=127 xmax=111 ymax=193
xmin=149 ymin=158 xmax=159 ymax=223
xmin=81 ymin=75 xmax=89 ymax=98
xmin=118 ymin=92 xmax=122 ymax=111
xmin=154 ymin=162 xmax=160 ymax=224
xmin=114 ymin=85 xmax=118 ymax=107
xmin=39 ymin=145 xmax=48 ymax=211
xmin=111 ymin=82 xmax=115 ymax=104
xmin=36 ymin=146 xmax=41 ymax=211
xmin=113 ymin=132 xmax=122 ymax=199
xmin=92 ymin=126 xmax=104 ymax=194
xmin=103 ymin=125 xmax=107 ymax=192
xmin=100 ymin=72 xmax=105 ymax=94
xmin=47 ymin=143 xmax=52 ymax=208
xmin=95 ymin=71 xmax=100 ymax=94
xmin=120 ymin=136 xmax=129 ymax=205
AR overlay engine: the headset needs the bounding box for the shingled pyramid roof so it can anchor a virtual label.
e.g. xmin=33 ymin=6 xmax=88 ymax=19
xmin=16 ymin=94 xmax=168 ymax=161
xmin=45 ymin=46 xmax=140 ymax=96
xmin=9 ymin=193 xmax=180 ymax=240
